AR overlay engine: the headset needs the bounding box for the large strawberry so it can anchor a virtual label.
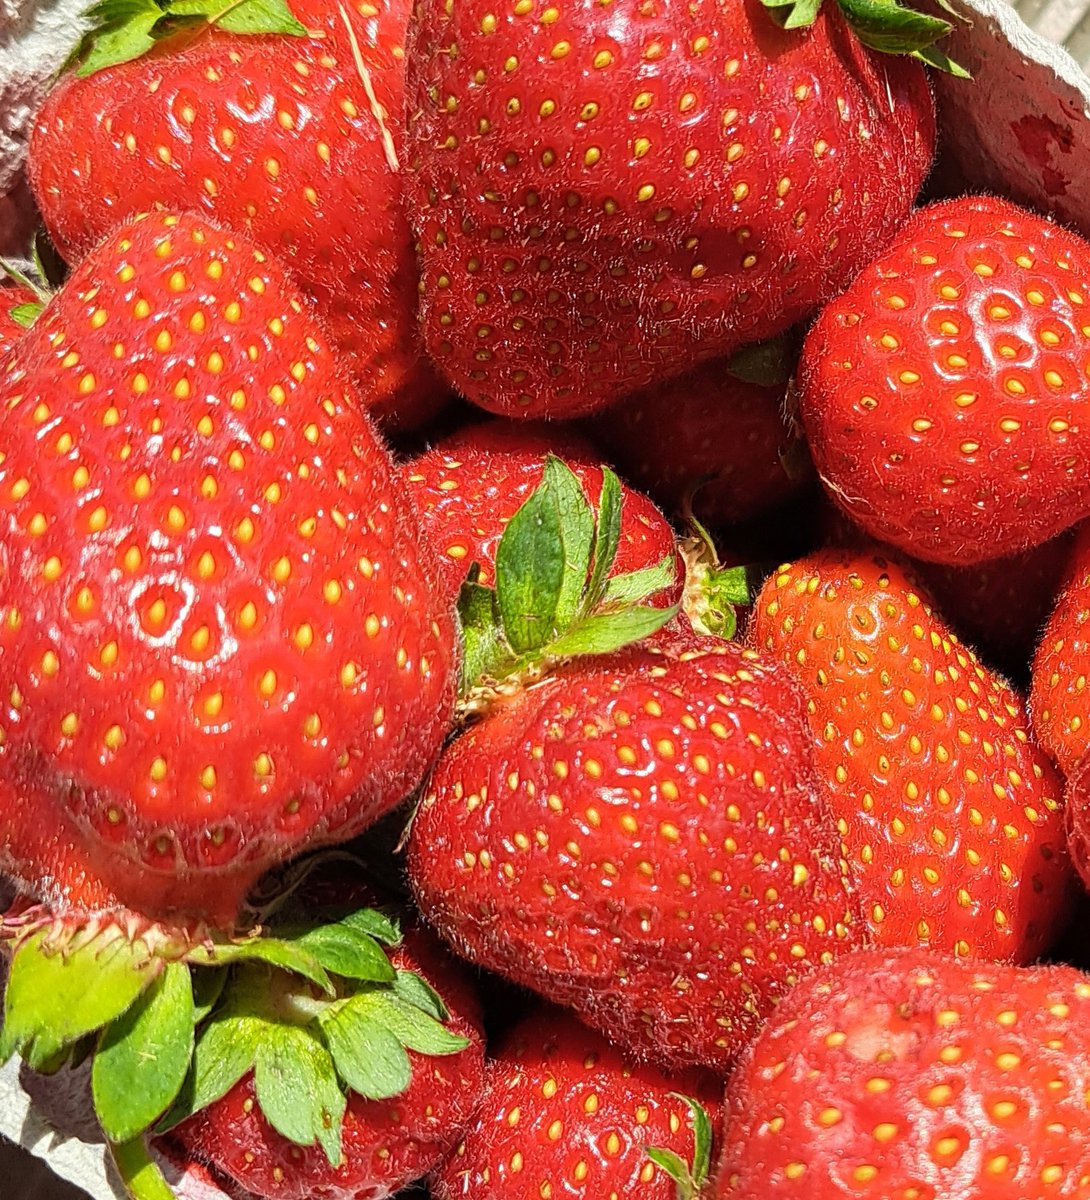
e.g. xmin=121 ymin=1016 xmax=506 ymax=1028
xmin=408 ymin=635 xmax=862 ymax=1073
xmin=0 ymin=210 xmax=460 ymax=1192
xmin=800 ymin=195 xmax=1090 ymax=564
xmin=431 ymin=1006 xmax=718 ymax=1200
xmin=715 ymin=947 xmax=1090 ymax=1199
xmin=749 ymin=549 xmax=1072 ymax=964
xmin=28 ymin=0 xmax=444 ymax=431
xmin=401 ymin=428 xmax=681 ymax=606
xmin=403 ymin=0 xmax=939 ymax=418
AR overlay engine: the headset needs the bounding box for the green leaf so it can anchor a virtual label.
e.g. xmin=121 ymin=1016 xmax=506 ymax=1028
xmin=353 ymin=992 xmax=470 ymax=1057
xmin=393 ymin=970 xmax=449 ymax=1023
xmin=254 ymin=1026 xmax=346 ymax=1167
xmin=155 ymin=1009 xmax=262 ymax=1132
xmin=186 ymin=936 xmax=333 ymax=994
xmin=545 ymin=605 xmax=679 ymax=659
xmin=76 ymin=9 xmax=161 ymax=74
xmin=600 ymin=555 xmax=678 ymax=610
xmin=913 ymin=43 xmax=971 ymax=77
xmin=192 ymin=967 xmax=228 ymax=1024
xmin=458 ymin=575 xmax=507 ymax=688
xmin=494 ymin=471 xmax=566 ymax=653
xmin=835 ymin=0 xmax=951 ymax=54
xmin=9 ymin=303 xmax=44 ymax=329
xmin=167 ymin=0 xmax=306 ymax=35
xmin=761 ymin=0 xmax=823 ymax=29
xmin=339 ymin=908 xmax=401 ymax=946
xmin=319 ymin=1002 xmax=411 ymax=1100
xmin=542 ymin=458 xmax=595 ymax=630
xmin=584 ymin=466 xmax=622 ymax=611
xmin=92 ymin=962 xmax=195 ymax=1143
xmin=292 ymin=922 xmax=397 ymax=984
xmin=1 ymin=931 xmax=161 ymax=1071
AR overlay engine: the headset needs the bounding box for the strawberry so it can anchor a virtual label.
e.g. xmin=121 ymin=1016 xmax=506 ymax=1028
xmin=172 ymin=918 xmax=486 ymax=1200
xmin=749 ymin=549 xmax=1073 ymax=964
xmin=590 ymin=355 xmax=806 ymax=531
xmin=28 ymin=0 xmax=444 ymax=431
xmin=402 ymin=0 xmax=938 ymax=418
xmin=0 ymin=209 xmax=457 ymax=929
xmin=799 ymin=195 xmax=1090 ymax=564
xmin=1031 ymin=523 xmax=1090 ymax=778
xmin=431 ymin=1006 xmax=718 ymax=1200
xmin=401 ymin=430 xmax=681 ymax=608
xmin=0 ymin=284 xmax=40 ymax=354
xmin=407 ymin=636 xmax=862 ymax=1073
xmin=715 ymin=947 xmax=1090 ymax=1199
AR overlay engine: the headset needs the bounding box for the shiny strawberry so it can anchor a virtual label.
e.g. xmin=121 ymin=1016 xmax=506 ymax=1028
xmin=404 ymin=0 xmax=937 ymax=418
xmin=590 ymin=357 xmax=806 ymax=530
xmin=174 ymin=923 xmax=486 ymax=1200
xmin=716 ymin=947 xmax=1090 ymax=1199
xmin=28 ymin=0 xmax=444 ymax=431
xmin=431 ymin=1006 xmax=718 ymax=1200
xmin=401 ymin=427 xmax=680 ymax=606
xmin=1031 ymin=524 xmax=1090 ymax=778
xmin=408 ymin=637 xmax=862 ymax=1073
xmin=800 ymin=195 xmax=1090 ymax=564
xmin=0 ymin=210 xmax=457 ymax=928
xmin=750 ymin=550 xmax=1072 ymax=964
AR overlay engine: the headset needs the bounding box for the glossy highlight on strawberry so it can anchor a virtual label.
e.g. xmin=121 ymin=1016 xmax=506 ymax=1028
xmin=404 ymin=0 xmax=936 ymax=417
xmin=0 ymin=211 xmax=457 ymax=927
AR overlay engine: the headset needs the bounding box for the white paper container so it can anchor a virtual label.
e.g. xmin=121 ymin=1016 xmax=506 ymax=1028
xmin=4 ymin=1 xmax=1090 ymax=1197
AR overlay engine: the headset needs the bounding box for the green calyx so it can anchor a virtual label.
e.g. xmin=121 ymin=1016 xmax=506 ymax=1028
xmin=69 ymin=0 xmax=307 ymax=78
xmin=457 ymin=456 xmax=679 ymax=702
xmin=646 ymin=1095 xmax=714 ymax=1200
xmin=0 ymin=901 xmax=468 ymax=1195
xmin=0 ymin=247 xmax=55 ymax=330
xmin=762 ymin=0 xmax=970 ymax=76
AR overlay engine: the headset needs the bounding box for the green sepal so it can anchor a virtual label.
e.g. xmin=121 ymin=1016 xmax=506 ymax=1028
xmin=288 ymin=919 xmax=398 ymax=984
xmin=9 ymin=303 xmax=44 ymax=329
xmin=92 ymin=961 xmax=195 ymax=1143
xmin=192 ymin=966 xmax=228 ymax=1022
xmin=458 ymin=571 xmax=508 ymax=693
xmin=255 ymin=1024 xmax=346 ymax=1167
xmin=393 ymin=969 xmax=449 ymax=1022
xmin=545 ymin=605 xmax=679 ymax=659
xmin=71 ymin=0 xmax=306 ymax=78
xmin=318 ymin=1001 xmax=411 ymax=1101
xmin=646 ymin=1095 xmax=714 ymax=1200
xmin=584 ymin=466 xmax=622 ymax=610
xmin=185 ymin=933 xmax=333 ymax=993
xmin=914 ymin=43 xmax=971 ymax=77
xmin=760 ymin=0 xmax=822 ymax=32
xmin=346 ymin=990 xmax=469 ymax=1057
xmin=0 ymin=929 xmax=162 ymax=1070
xmin=601 ymin=556 xmax=678 ymax=609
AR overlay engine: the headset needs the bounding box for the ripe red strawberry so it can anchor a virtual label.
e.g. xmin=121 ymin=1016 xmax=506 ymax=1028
xmin=1031 ymin=524 xmax=1090 ymax=778
xmin=174 ymin=923 xmax=486 ymax=1200
xmin=0 ymin=210 xmax=457 ymax=928
xmin=403 ymin=0 xmax=937 ymax=418
xmin=431 ymin=1006 xmax=718 ymax=1200
xmin=590 ymin=357 xmax=806 ymax=530
xmin=401 ymin=428 xmax=681 ymax=607
xmin=28 ymin=0 xmax=444 ymax=431
xmin=799 ymin=195 xmax=1090 ymax=564
xmin=715 ymin=947 xmax=1090 ymax=1199
xmin=408 ymin=637 xmax=862 ymax=1073
xmin=749 ymin=550 xmax=1072 ymax=964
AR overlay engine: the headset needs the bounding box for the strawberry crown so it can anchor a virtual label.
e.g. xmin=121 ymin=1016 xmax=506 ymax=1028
xmin=647 ymin=1094 xmax=715 ymax=1200
xmin=763 ymin=0 xmax=970 ymax=77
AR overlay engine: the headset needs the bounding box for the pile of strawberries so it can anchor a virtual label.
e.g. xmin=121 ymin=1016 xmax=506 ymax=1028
xmin=6 ymin=0 xmax=1090 ymax=1197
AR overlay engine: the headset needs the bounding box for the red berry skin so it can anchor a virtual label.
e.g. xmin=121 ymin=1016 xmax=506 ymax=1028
xmin=0 ymin=212 xmax=457 ymax=927
xmin=404 ymin=0 xmax=935 ymax=418
xmin=750 ymin=551 xmax=1073 ymax=964
xmin=28 ymin=0 xmax=444 ymax=432
xmin=800 ymin=196 xmax=1090 ymax=565
xmin=175 ymin=928 xmax=486 ymax=1200
xmin=590 ymin=360 xmax=804 ymax=529
xmin=714 ymin=948 xmax=1090 ymax=1200
xmin=1031 ymin=523 xmax=1090 ymax=778
xmin=407 ymin=639 xmax=863 ymax=1073
xmin=431 ymin=1007 xmax=718 ymax=1200
xmin=400 ymin=429 xmax=682 ymax=606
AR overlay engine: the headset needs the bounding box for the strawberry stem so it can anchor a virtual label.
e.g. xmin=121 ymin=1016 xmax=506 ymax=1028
xmin=111 ymin=1137 xmax=176 ymax=1200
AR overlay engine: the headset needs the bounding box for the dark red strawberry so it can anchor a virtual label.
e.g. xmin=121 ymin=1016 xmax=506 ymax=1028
xmin=749 ymin=550 xmax=1073 ymax=964
xmin=431 ymin=1006 xmax=718 ymax=1200
xmin=0 ymin=209 xmax=456 ymax=928
xmin=174 ymin=922 xmax=486 ymax=1200
xmin=590 ymin=357 xmax=806 ymax=530
xmin=29 ymin=0 xmax=445 ymax=431
xmin=800 ymin=195 xmax=1090 ymax=564
xmin=1031 ymin=523 xmax=1090 ymax=778
xmin=408 ymin=636 xmax=862 ymax=1073
xmin=401 ymin=430 xmax=681 ymax=607
xmin=403 ymin=0 xmax=937 ymax=417
xmin=716 ymin=947 xmax=1090 ymax=1199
